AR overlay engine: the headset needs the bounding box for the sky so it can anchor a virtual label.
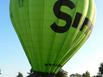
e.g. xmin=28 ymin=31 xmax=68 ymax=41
xmin=0 ymin=0 xmax=103 ymax=77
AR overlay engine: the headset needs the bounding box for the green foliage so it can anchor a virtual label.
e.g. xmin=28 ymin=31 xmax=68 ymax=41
xmin=17 ymin=62 xmax=103 ymax=77
xmin=99 ymin=63 xmax=103 ymax=75
xmin=16 ymin=72 xmax=23 ymax=77
xmin=70 ymin=73 xmax=81 ymax=77
xmin=82 ymin=71 xmax=90 ymax=77
xmin=0 ymin=69 xmax=1 ymax=75
xmin=70 ymin=71 xmax=90 ymax=77
xmin=27 ymin=69 xmax=68 ymax=77
xmin=93 ymin=63 xmax=103 ymax=77
xmin=27 ymin=69 xmax=55 ymax=77
xmin=56 ymin=69 xmax=68 ymax=77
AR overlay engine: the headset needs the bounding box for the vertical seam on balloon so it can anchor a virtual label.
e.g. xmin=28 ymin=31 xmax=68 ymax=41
xmin=53 ymin=0 xmax=83 ymax=72
xmin=52 ymin=1 xmax=78 ymax=73
xmin=92 ymin=6 xmax=96 ymax=26
xmin=84 ymin=0 xmax=94 ymax=34
xmin=72 ymin=0 xmax=89 ymax=44
xmin=61 ymin=18 xmax=92 ymax=65
xmin=58 ymin=0 xmax=90 ymax=70
xmin=40 ymin=0 xmax=45 ymax=72
xmin=35 ymin=0 xmax=46 ymax=71
xmin=62 ymin=28 xmax=91 ymax=66
xmin=62 ymin=0 xmax=88 ymax=61
xmin=18 ymin=0 xmax=24 ymax=7
xmin=43 ymin=0 xmax=50 ymax=72
xmin=32 ymin=1 xmax=41 ymax=71
xmin=50 ymin=0 xmax=76 ymax=72
xmin=48 ymin=1 xmax=65 ymax=72
xmin=86 ymin=3 xmax=95 ymax=38
xmin=47 ymin=1 xmax=59 ymax=73
xmin=72 ymin=0 xmax=92 ymax=45
xmin=56 ymin=33 xmax=86 ymax=70
xmin=62 ymin=34 xmax=88 ymax=66
xmin=21 ymin=0 xmax=34 ymax=68
xmin=72 ymin=2 xmax=91 ymax=49
xmin=52 ymin=4 xmax=73 ymax=72
xmin=12 ymin=0 xmax=32 ymax=67
xmin=26 ymin=0 xmax=35 ymax=70
xmin=47 ymin=34 xmax=57 ymax=72
xmin=14 ymin=0 xmax=30 ymax=61
xmin=22 ymin=1 xmax=32 ymax=68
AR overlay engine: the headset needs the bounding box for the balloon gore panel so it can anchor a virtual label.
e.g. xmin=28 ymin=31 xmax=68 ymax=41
xmin=10 ymin=0 xmax=96 ymax=73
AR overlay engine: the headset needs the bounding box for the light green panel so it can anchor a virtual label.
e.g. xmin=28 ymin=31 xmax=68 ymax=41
xmin=54 ymin=0 xmax=96 ymax=73
xmin=51 ymin=0 xmax=89 ymax=72
xmin=10 ymin=0 xmax=96 ymax=73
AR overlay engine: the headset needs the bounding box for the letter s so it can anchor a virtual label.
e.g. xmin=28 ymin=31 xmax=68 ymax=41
xmin=51 ymin=0 xmax=75 ymax=33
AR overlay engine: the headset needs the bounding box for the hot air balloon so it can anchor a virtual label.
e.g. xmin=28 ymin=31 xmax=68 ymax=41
xmin=10 ymin=0 xmax=96 ymax=77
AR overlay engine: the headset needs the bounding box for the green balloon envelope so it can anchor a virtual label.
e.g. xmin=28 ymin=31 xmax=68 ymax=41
xmin=10 ymin=0 xmax=96 ymax=74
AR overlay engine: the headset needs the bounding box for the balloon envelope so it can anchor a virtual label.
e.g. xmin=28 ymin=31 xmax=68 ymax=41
xmin=10 ymin=0 xmax=96 ymax=73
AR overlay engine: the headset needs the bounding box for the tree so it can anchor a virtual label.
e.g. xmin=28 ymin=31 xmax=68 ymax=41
xmin=56 ymin=69 xmax=68 ymax=77
xmin=27 ymin=69 xmax=68 ymax=77
xmin=0 ymin=69 xmax=1 ymax=75
xmin=70 ymin=73 xmax=81 ymax=77
xmin=16 ymin=72 xmax=23 ymax=77
xmin=99 ymin=63 xmax=103 ymax=76
xmin=27 ymin=69 xmax=56 ymax=77
xmin=82 ymin=71 xmax=90 ymax=77
xmin=93 ymin=63 xmax=103 ymax=77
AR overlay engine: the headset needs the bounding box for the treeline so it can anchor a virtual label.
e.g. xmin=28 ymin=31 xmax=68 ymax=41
xmin=16 ymin=63 xmax=103 ymax=77
xmin=0 ymin=69 xmax=1 ymax=75
xmin=17 ymin=63 xmax=103 ymax=77
xmin=70 ymin=71 xmax=90 ymax=77
xmin=69 ymin=63 xmax=103 ymax=77
xmin=0 ymin=63 xmax=103 ymax=77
